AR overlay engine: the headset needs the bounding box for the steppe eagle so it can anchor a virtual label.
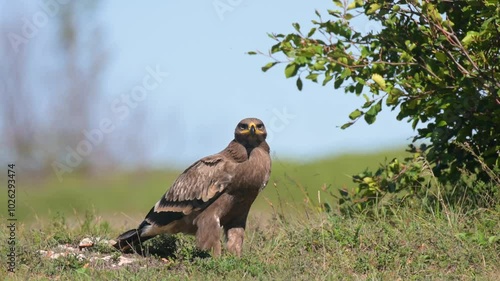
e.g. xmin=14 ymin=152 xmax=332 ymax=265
xmin=113 ymin=118 xmax=271 ymax=256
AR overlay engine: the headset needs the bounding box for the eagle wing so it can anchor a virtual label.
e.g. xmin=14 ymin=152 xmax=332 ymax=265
xmin=144 ymin=154 xmax=234 ymax=226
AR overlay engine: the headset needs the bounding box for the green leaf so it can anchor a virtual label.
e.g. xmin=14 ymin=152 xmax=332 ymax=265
xmin=390 ymin=88 xmax=404 ymax=96
xmin=341 ymin=121 xmax=354 ymax=129
xmin=334 ymin=78 xmax=343 ymax=89
xmin=436 ymin=120 xmax=447 ymax=127
xmin=372 ymin=74 xmax=386 ymax=89
xmin=367 ymin=3 xmax=381 ymax=14
xmin=405 ymin=40 xmax=416 ymax=51
xmin=247 ymin=51 xmax=257 ymax=55
xmin=307 ymin=28 xmax=316 ymax=37
xmin=411 ymin=118 xmax=419 ymax=130
xmin=296 ymin=77 xmax=303 ymax=91
xmin=386 ymin=94 xmax=399 ymax=106
xmin=340 ymin=68 xmax=352 ymax=79
xmin=387 ymin=88 xmax=403 ymax=105
xmin=400 ymin=52 xmax=413 ymax=62
xmin=435 ymin=52 xmax=446 ymax=63
xmin=373 ymin=100 xmax=382 ymax=113
xmin=322 ymin=73 xmax=334 ymax=86
xmin=271 ymin=43 xmax=281 ymax=54
xmin=261 ymin=62 xmax=278 ymax=72
xmin=285 ymin=63 xmax=299 ymax=78
xmin=347 ymin=1 xmax=357 ymax=10
xmin=355 ymin=77 xmax=366 ymax=85
xmin=355 ymin=83 xmax=363 ymax=95
xmin=364 ymin=100 xmax=382 ymax=124
xmin=462 ymin=31 xmax=479 ymax=46
xmin=362 ymin=100 xmax=375 ymax=108
xmin=327 ymin=9 xmax=342 ymax=18
xmin=349 ymin=109 xmax=363 ymax=120
xmin=311 ymin=62 xmax=326 ymax=71
xmin=333 ymin=0 xmax=343 ymax=8
xmin=364 ymin=113 xmax=376 ymax=124
xmin=306 ymin=73 xmax=319 ymax=82
xmin=361 ymin=46 xmax=370 ymax=58
xmin=363 ymin=94 xmax=370 ymax=103
xmin=292 ymin=23 xmax=301 ymax=32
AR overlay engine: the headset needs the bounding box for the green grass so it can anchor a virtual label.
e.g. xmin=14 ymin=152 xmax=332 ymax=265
xmin=1 ymin=204 xmax=498 ymax=280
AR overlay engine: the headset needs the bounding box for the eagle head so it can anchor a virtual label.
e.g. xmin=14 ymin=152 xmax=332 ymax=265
xmin=234 ymin=118 xmax=267 ymax=147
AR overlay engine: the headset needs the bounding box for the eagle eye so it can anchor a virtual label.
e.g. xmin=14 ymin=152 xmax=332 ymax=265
xmin=239 ymin=124 xmax=248 ymax=130
xmin=256 ymin=124 xmax=264 ymax=129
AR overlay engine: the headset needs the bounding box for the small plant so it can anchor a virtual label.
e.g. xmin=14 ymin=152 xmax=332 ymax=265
xmin=142 ymin=234 xmax=178 ymax=258
xmin=52 ymin=253 xmax=87 ymax=271
xmin=51 ymin=212 xmax=73 ymax=245
xmin=337 ymin=142 xmax=499 ymax=215
xmin=140 ymin=233 xmax=210 ymax=261
xmin=110 ymin=251 xmax=121 ymax=263
xmin=79 ymin=209 xmax=112 ymax=237
xmin=456 ymin=231 xmax=499 ymax=247
xmin=174 ymin=235 xmax=211 ymax=261
xmin=88 ymin=238 xmax=115 ymax=254
xmin=337 ymin=144 xmax=430 ymax=214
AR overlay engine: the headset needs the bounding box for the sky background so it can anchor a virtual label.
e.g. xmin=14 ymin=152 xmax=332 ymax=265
xmin=3 ymin=0 xmax=418 ymax=168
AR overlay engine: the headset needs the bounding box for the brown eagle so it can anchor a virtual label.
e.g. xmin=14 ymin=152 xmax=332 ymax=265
xmin=113 ymin=118 xmax=271 ymax=256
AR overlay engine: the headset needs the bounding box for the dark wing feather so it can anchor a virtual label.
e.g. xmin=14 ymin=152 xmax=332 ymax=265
xmin=146 ymin=154 xmax=234 ymax=226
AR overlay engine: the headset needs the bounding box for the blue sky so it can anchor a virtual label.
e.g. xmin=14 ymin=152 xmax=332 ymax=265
xmin=4 ymin=1 xmax=418 ymax=168
xmin=97 ymin=0 xmax=417 ymax=166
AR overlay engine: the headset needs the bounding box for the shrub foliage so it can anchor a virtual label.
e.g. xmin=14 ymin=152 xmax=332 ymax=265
xmin=255 ymin=0 xmax=500 ymax=209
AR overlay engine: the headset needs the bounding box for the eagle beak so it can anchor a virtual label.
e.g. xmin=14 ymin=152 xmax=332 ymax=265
xmin=249 ymin=123 xmax=256 ymax=135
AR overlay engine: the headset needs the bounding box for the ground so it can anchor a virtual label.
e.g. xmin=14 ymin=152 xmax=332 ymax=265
xmin=1 ymin=205 xmax=498 ymax=280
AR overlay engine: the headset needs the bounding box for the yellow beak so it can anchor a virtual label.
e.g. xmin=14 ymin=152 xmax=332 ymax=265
xmin=249 ymin=122 xmax=256 ymax=135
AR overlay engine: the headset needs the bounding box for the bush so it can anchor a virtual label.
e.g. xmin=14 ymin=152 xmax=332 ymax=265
xmin=255 ymin=0 xmax=500 ymax=210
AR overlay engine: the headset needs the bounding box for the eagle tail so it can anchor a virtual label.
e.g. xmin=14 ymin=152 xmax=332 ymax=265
xmin=113 ymin=220 xmax=153 ymax=253
xmin=114 ymin=206 xmax=185 ymax=253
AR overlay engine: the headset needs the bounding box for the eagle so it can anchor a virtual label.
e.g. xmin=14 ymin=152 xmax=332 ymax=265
xmin=113 ymin=118 xmax=271 ymax=257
